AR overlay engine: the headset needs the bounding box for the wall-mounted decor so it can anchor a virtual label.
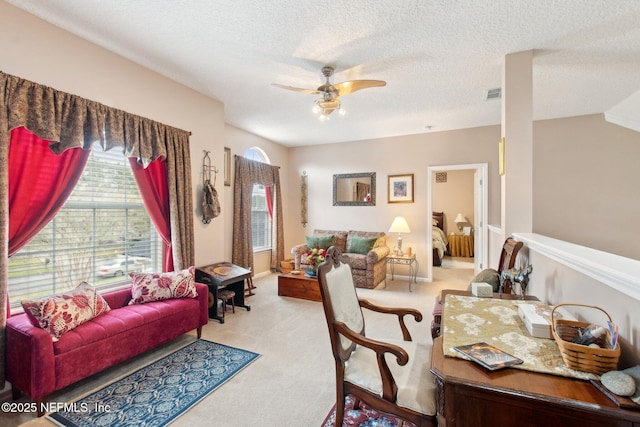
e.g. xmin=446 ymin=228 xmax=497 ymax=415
xmin=201 ymin=150 xmax=220 ymax=224
xmin=333 ymin=172 xmax=376 ymax=206
xmin=224 ymin=147 xmax=231 ymax=186
xmin=388 ymin=174 xmax=414 ymax=203
xmin=300 ymin=171 xmax=308 ymax=227
xmin=436 ymin=172 xmax=447 ymax=183
xmin=498 ymin=137 xmax=505 ymax=176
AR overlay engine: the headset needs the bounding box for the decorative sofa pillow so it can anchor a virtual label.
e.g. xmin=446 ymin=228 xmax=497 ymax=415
xmin=21 ymin=281 xmax=111 ymax=339
xmin=348 ymin=236 xmax=378 ymax=255
xmin=129 ymin=266 xmax=197 ymax=305
xmin=306 ymin=235 xmax=335 ymax=250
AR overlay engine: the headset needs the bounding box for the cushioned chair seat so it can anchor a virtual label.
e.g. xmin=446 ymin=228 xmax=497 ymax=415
xmin=345 ymin=340 xmax=436 ymax=415
xmin=317 ymin=247 xmax=436 ymax=426
xmin=469 ymin=237 xmax=524 ymax=294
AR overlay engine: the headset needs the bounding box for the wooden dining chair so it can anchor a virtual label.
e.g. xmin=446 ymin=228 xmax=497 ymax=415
xmin=431 ymin=237 xmax=526 ymax=338
xmin=317 ymin=247 xmax=437 ymax=427
xmin=468 ymin=236 xmax=524 ymax=293
xmin=496 ymin=237 xmax=525 ymax=293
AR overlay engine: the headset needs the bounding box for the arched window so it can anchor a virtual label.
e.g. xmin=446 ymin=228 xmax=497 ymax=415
xmin=244 ymin=147 xmax=272 ymax=251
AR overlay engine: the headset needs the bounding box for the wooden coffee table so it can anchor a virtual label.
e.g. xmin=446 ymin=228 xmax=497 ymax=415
xmin=278 ymin=272 xmax=321 ymax=302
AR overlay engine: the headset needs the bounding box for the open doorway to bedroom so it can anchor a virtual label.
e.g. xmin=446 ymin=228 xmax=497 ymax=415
xmin=426 ymin=163 xmax=488 ymax=282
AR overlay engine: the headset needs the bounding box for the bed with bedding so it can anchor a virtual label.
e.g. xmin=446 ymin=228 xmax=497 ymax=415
xmin=432 ymin=211 xmax=449 ymax=266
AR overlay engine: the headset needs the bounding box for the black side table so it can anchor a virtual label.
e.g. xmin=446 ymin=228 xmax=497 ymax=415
xmin=195 ymin=262 xmax=251 ymax=323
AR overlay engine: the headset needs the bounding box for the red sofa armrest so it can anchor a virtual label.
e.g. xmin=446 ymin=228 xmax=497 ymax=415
xmin=101 ymin=287 xmax=133 ymax=309
xmin=6 ymin=315 xmax=56 ymax=401
xmin=195 ymin=283 xmax=209 ymax=328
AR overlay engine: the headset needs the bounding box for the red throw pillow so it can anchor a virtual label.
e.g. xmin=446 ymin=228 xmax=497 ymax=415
xmin=21 ymin=282 xmax=111 ymax=339
xmin=128 ymin=266 xmax=197 ymax=305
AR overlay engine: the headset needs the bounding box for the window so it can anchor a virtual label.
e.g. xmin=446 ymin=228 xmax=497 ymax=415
xmin=244 ymin=147 xmax=272 ymax=252
xmin=9 ymin=142 xmax=162 ymax=308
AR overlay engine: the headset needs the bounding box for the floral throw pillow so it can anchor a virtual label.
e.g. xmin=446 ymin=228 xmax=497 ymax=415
xmin=21 ymin=282 xmax=111 ymax=339
xmin=129 ymin=266 xmax=197 ymax=305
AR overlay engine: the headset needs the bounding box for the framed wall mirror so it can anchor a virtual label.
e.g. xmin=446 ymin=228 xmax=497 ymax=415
xmin=333 ymin=172 xmax=376 ymax=206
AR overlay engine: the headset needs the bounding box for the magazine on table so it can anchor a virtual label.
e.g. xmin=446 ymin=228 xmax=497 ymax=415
xmin=453 ymin=342 xmax=523 ymax=371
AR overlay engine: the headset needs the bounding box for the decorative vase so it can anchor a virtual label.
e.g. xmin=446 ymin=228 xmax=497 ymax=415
xmin=305 ymin=266 xmax=317 ymax=278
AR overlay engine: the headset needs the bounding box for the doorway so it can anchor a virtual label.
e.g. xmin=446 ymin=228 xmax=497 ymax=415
xmin=426 ymin=163 xmax=488 ymax=282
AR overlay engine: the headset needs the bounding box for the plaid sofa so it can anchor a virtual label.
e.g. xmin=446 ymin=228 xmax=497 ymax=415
xmin=291 ymin=230 xmax=390 ymax=289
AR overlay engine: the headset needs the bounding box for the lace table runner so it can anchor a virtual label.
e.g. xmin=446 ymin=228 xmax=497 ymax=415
xmin=442 ymin=294 xmax=597 ymax=380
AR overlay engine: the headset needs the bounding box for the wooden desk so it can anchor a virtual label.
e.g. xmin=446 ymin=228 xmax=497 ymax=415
xmin=448 ymin=234 xmax=473 ymax=257
xmin=431 ymin=290 xmax=538 ymax=338
xmin=430 ymin=291 xmax=640 ymax=426
xmin=431 ymin=335 xmax=640 ymax=427
xmin=195 ymin=262 xmax=251 ymax=323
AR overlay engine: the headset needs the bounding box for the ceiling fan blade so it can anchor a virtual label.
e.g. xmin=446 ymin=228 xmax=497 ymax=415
xmin=333 ymin=80 xmax=386 ymax=96
xmin=271 ymin=83 xmax=321 ymax=95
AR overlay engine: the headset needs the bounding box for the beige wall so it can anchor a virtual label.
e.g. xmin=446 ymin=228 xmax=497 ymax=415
xmin=285 ymin=126 xmax=501 ymax=272
xmin=0 ymin=2 xmax=227 ymax=268
xmin=5 ymin=1 xmax=640 ymax=360
xmin=533 ymin=114 xmax=640 ymax=260
xmin=4 ymin=2 xmax=637 ymax=267
xmin=432 ymin=169 xmax=475 ymax=236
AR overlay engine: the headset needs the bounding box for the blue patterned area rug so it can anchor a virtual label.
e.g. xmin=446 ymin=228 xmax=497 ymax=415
xmin=322 ymin=396 xmax=417 ymax=427
xmin=48 ymin=339 xmax=260 ymax=427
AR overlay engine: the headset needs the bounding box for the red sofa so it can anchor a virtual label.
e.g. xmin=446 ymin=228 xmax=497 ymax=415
xmin=6 ymin=283 xmax=209 ymax=413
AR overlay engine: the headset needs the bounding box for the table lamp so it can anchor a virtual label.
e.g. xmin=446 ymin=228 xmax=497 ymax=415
xmin=454 ymin=213 xmax=467 ymax=232
xmin=388 ymin=216 xmax=411 ymax=255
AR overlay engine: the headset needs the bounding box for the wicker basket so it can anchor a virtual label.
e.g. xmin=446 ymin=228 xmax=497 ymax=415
xmin=280 ymin=258 xmax=295 ymax=274
xmin=551 ymin=303 xmax=620 ymax=375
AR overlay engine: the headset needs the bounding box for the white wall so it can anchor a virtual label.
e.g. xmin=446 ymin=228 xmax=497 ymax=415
xmin=524 ymin=247 xmax=640 ymax=366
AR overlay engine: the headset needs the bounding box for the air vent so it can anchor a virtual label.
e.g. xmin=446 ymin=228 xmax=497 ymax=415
xmin=485 ymin=88 xmax=502 ymax=100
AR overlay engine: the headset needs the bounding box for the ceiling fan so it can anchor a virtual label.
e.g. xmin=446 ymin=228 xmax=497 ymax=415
xmin=272 ymin=66 xmax=386 ymax=120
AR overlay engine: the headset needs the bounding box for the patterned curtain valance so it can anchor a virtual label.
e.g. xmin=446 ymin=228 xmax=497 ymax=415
xmin=234 ymin=155 xmax=280 ymax=185
xmin=1 ymin=71 xmax=188 ymax=166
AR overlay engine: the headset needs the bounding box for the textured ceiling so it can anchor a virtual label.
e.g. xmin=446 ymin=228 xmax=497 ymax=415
xmin=7 ymin=0 xmax=640 ymax=146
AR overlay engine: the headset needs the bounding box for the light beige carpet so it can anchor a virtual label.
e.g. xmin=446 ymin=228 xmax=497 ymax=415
xmin=1 ymin=267 xmax=472 ymax=427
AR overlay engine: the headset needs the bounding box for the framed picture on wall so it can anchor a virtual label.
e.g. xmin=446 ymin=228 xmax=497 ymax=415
xmin=224 ymin=147 xmax=231 ymax=186
xmin=388 ymin=174 xmax=414 ymax=203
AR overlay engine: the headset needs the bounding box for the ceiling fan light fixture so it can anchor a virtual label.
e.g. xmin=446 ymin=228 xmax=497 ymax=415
xmin=273 ymin=65 xmax=385 ymax=120
xmin=313 ymin=97 xmax=341 ymax=118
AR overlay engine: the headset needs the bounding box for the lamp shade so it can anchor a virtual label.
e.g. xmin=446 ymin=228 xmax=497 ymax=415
xmin=454 ymin=213 xmax=466 ymax=224
xmin=388 ymin=216 xmax=411 ymax=233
